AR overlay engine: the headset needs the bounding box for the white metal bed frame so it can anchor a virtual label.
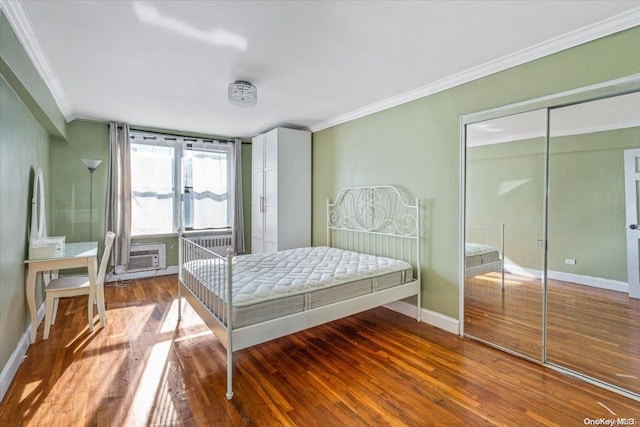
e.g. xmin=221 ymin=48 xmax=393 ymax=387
xmin=177 ymin=185 xmax=421 ymax=399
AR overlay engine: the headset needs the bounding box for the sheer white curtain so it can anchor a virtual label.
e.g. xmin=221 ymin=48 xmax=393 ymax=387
xmin=190 ymin=147 xmax=229 ymax=229
xmin=232 ymin=138 xmax=245 ymax=254
xmin=106 ymin=122 xmax=131 ymax=269
xmin=130 ymin=143 xmax=176 ymax=235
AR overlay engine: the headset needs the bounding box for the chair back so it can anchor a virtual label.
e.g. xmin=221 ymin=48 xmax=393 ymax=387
xmin=97 ymin=231 xmax=116 ymax=286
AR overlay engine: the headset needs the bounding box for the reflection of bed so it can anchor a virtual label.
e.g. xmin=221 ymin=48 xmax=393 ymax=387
xmin=465 ymin=242 xmax=502 ymax=277
xmin=178 ymin=185 xmax=421 ymax=399
xmin=465 ymin=225 xmax=505 ymax=287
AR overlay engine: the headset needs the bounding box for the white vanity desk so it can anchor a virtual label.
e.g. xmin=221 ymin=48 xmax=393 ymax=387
xmin=24 ymin=241 xmax=98 ymax=343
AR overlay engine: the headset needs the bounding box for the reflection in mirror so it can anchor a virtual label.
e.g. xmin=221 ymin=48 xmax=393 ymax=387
xmin=546 ymin=91 xmax=640 ymax=396
xmin=464 ymin=109 xmax=546 ymax=361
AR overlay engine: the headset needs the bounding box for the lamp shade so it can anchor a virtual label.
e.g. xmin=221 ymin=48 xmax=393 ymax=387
xmin=81 ymin=159 xmax=103 ymax=171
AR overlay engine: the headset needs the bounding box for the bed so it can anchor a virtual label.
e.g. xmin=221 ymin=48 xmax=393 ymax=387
xmin=177 ymin=185 xmax=421 ymax=399
xmin=465 ymin=224 xmax=505 ymax=287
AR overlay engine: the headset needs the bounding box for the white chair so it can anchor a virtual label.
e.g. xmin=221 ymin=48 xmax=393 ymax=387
xmin=43 ymin=231 xmax=116 ymax=340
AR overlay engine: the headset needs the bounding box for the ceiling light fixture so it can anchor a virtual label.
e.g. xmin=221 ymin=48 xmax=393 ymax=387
xmin=228 ymin=81 xmax=257 ymax=106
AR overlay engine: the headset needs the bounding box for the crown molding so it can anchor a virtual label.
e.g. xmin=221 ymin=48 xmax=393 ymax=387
xmin=309 ymin=7 xmax=640 ymax=133
xmin=1 ymin=0 xmax=73 ymax=120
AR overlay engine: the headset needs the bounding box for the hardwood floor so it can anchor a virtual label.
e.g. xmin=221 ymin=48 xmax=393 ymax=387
xmin=464 ymin=272 xmax=544 ymax=360
xmin=465 ymin=271 xmax=640 ymax=396
xmin=547 ymin=279 xmax=640 ymax=395
xmin=2 ymin=275 xmax=638 ymax=426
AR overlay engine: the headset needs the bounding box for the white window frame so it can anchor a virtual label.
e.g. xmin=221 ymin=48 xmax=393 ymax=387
xmin=130 ymin=130 xmax=234 ymax=238
xmin=182 ymin=141 xmax=234 ymax=232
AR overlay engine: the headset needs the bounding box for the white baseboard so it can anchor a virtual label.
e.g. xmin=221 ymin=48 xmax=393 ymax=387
xmin=0 ymin=302 xmax=45 ymax=402
xmin=384 ymin=300 xmax=460 ymax=335
xmin=547 ymin=270 xmax=628 ymax=293
xmin=106 ymin=265 xmax=178 ymax=283
xmin=504 ymin=264 xmax=628 ymax=293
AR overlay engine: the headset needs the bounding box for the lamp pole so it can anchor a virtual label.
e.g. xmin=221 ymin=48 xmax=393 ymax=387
xmin=81 ymin=159 xmax=103 ymax=241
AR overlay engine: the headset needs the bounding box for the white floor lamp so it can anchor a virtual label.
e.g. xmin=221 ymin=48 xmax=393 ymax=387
xmin=81 ymin=159 xmax=103 ymax=241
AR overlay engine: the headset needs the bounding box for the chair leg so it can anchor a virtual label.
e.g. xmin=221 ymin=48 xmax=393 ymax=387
xmin=51 ymin=298 xmax=59 ymax=325
xmin=88 ymin=286 xmax=96 ymax=333
xmin=96 ymin=284 xmax=106 ymax=328
xmin=44 ymin=294 xmax=54 ymax=340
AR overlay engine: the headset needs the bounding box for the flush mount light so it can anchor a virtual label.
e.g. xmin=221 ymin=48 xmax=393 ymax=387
xmin=228 ymin=80 xmax=257 ymax=106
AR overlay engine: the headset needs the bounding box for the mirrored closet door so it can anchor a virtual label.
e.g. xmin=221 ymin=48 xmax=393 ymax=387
xmin=464 ymin=109 xmax=547 ymax=361
xmin=546 ymin=91 xmax=640 ymax=396
xmin=461 ymin=75 xmax=640 ymax=401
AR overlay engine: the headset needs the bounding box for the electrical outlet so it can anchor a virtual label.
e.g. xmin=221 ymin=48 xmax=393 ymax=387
xmin=565 ymin=258 xmax=576 ymax=265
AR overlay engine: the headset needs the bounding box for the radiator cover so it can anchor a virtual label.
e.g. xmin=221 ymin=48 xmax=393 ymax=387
xmin=188 ymin=233 xmax=233 ymax=256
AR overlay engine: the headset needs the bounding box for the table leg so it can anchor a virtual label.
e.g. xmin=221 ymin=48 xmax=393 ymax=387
xmin=25 ymin=267 xmax=37 ymax=343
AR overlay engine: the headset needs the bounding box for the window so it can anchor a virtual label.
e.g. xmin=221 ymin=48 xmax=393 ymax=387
xmin=183 ymin=145 xmax=232 ymax=230
xmin=130 ymin=131 xmax=233 ymax=236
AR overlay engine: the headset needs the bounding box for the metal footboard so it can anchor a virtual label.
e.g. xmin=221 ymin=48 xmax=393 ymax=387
xmin=178 ymin=234 xmax=235 ymax=399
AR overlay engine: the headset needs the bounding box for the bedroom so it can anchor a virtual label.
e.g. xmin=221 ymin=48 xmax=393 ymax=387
xmin=1 ymin=1 xmax=639 ymax=425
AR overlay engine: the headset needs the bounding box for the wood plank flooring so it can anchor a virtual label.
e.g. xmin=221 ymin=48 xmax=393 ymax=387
xmin=465 ymin=271 xmax=640 ymax=396
xmin=1 ymin=275 xmax=638 ymax=426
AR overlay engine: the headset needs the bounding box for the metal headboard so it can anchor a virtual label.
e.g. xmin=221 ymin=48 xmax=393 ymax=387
xmin=326 ymin=185 xmax=421 ymax=279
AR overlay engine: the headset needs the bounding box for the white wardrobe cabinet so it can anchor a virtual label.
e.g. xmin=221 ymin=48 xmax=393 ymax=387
xmin=251 ymin=127 xmax=311 ymax=254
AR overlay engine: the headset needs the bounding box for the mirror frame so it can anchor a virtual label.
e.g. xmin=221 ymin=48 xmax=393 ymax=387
xmin=31 ymin=167 xmax=47 ymax=242
xmin=459 ymin=73 xmax=640 ymax=401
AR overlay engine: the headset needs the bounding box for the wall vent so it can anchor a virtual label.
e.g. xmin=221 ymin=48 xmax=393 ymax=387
xmin=188 ymin=233 xmax=233 ymax=256
xmin=127 ymin=242 xmax=167 ymax=272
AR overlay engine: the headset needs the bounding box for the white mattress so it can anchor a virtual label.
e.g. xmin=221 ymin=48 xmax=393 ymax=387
xmin=183 ymin=246 xmax=413 ymax=328
xmin=465 ymin=242 xmax=500 ymax=268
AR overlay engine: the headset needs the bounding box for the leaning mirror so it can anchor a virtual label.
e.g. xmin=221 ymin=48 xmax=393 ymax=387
xmin=30 ymin=167 xmax=47 ymax=242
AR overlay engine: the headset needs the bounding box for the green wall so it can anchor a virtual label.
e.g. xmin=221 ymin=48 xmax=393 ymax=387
xmin=0 ymin=75 xmax=51 ymax=373
xmin=0 ymin=10 xmax=59 ymax=381
xmin=312 ymin=27 xmax=640 ymax=318
xmin=51 ymin=121 xmax=108 ymax=243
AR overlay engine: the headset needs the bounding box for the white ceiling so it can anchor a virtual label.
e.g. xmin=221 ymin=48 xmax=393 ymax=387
xmin=5 ymin=1 xmax=640 ymax=139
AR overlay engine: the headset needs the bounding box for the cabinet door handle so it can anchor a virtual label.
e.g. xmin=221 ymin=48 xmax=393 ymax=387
xmin=260 ymin=196 xmax=265 ymax=213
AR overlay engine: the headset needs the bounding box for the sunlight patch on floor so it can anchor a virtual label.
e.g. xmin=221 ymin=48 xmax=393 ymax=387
xmin=476 ymin=275 xmax=523 ymax=286
xmin=174 ymin=330 xmax=212 ymax=342
xmin=158 ymin=299 xmax=180 ymax=334
xmin=18 ymin=380 xmax=41 ymax=402
xmin=125 ymin=340 xmax=173 ymax=426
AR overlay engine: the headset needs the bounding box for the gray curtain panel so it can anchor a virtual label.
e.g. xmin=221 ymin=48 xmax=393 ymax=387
xmin=233 ymin=138 xmax=245 ymax=254
xmin=106 ymin=122 xmax=132 ymax=269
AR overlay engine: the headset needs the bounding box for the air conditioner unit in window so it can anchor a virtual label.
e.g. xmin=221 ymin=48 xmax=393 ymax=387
xmin=127 ymin=242 xmax=167 ymax=272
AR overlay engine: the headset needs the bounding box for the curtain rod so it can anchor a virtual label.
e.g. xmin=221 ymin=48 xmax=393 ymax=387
xmin=130 ymin=128 xmax=241 ymax=144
